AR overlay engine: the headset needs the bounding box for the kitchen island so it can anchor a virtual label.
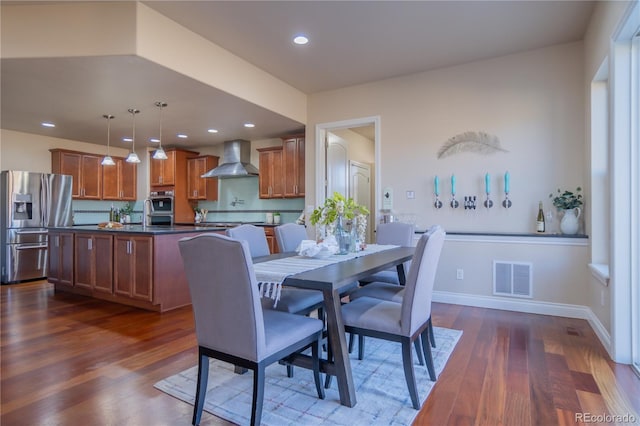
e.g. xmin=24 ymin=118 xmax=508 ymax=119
xmin=48 ymin=225 xmax=227 ymax=312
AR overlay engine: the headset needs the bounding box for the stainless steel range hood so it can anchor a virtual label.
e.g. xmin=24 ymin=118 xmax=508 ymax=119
xmin=201 ymin=139 xmax=259 ymax=178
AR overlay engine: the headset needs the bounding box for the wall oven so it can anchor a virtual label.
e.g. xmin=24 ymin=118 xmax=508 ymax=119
xmin=149 ymin=191 xmax=174 ymax=226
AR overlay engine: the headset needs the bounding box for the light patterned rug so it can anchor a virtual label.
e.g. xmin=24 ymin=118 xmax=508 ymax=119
xmin=154 ymin=327 xmax=462 ymax=426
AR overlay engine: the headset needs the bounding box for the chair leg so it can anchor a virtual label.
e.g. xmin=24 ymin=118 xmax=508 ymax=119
xmin=414 ymin=337 xmax=425 ymax=366
xmin=251 ymin=365 xmax=265 ymax=426
xmin=324 ymin=336 xmax=333 ymax=389
xmin=401 ymin=339 xmax=420 ymax=410
xmin=312 ymin=337 xmax=325 ymax=400
xmin=428 ymin=315 xmax=436 ymax=348
xmin=286 ymin=364 xmax=294 ymax=378
xmin=358 ymin=334 xmax=365 ymax=360
xmin=421 ymin=329 xmax=437 ymax=381
xmin=348 ymin=333 xmax=355 ymax=353
xmin=192 ymin=352 xmax=210 ymax=426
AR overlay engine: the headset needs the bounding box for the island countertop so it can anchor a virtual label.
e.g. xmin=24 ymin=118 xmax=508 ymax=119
xmin=54 ymin=224 xmax=229 ymax=234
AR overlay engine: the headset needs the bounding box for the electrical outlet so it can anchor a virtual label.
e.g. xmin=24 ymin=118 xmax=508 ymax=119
xmin=406 ymin=190 xmax=415 ymax=199
xmin=456 ymin=269 xmax=464 ymax=280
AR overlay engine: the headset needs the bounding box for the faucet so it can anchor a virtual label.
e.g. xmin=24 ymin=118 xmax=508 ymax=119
xmin=142 ymin=199 xmax=152 ymax=227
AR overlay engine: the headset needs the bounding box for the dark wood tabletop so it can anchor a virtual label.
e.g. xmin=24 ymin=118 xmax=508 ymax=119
xmin=255 ymin=246 xmax=415 ymax=407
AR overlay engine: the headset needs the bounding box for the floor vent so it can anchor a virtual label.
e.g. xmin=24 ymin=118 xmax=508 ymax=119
xmin=493 ymin=261 xmax=532 ymax=298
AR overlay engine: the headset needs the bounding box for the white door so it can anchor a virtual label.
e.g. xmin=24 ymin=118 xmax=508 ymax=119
xmin=350 ymin=161 xmax=372 ymax=242
xmin=326 ymin=133 xmax=348 ymax=198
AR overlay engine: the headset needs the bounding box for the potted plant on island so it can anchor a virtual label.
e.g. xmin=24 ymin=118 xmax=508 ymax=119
xmin=120 ymin=202 xmax=134 ymax=224
xmin=549 ymin=187 xmax=583 ymax=234
xmin=193 ymin=207 xmax=208 ymax=224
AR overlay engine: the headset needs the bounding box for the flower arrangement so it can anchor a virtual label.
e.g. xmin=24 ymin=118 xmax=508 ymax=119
xmin=549 ymin=187 xmax=583 ymax=210
xmin=193 ymin=207 xmax=208 ymax=223
xmin=120 ymin=202 xmax=134 ymax=217
xmin=310 ymin=192 xmax=370 ymax=226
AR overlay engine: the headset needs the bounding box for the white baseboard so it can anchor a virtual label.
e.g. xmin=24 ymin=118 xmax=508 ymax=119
xmin=433 ymin=290 xmax=612 ymax=357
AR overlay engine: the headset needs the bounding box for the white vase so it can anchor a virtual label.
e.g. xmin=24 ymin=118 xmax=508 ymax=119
xmin=560 ymin=207 xmax=581 ymax=234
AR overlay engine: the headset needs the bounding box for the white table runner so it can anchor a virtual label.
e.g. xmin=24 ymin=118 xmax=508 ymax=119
xmin=254 ymin=244 xmax=399 ymax=306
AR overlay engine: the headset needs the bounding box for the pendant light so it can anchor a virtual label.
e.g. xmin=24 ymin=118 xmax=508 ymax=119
xmin=152 ymin=101 xmax=168 ymax=160
xmin=101 ymin=114 xmax=116 ymax=166
xmin=125 ymin=108 xmax=141 ymax=163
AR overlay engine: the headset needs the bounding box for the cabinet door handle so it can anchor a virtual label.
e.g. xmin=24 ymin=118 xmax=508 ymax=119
xmin=88 ymin=239 xmax=93 ymax=250
xmin=55 ymin=235 xmax=60 ymax=247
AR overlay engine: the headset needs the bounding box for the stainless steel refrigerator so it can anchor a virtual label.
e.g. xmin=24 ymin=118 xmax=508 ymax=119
xmin=1 ymin=171 xmax=73 ymax=284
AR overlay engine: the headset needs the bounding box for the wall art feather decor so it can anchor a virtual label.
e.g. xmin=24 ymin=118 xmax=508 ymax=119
xmin=437 ymin=131 xmax=508 ymax=159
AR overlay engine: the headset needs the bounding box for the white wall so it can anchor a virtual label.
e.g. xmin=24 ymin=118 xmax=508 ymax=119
xmin=306 ymin=42 xmax=590 ymax=315
xmin=308 ymin=42 xmax=585 ymax=234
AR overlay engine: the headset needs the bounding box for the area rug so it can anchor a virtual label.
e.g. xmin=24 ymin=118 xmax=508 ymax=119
xmin=154 ymin=327 xmax=462 ymax=426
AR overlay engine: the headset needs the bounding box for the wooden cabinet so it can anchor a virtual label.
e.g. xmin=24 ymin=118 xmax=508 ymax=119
xmin=74 ymin=233 xmax=113 ymax=293
xmin=149 ymin=149 xmax=176 ymax=186
xmin=263 ymin=227 xmax=279 ymax=254
xmin=187 ymin=156 xmax=219 ymax=200
xmin=50 ymin=149 xmax=102 ymax=199
xmin=48 ymin=231 xmax=74 ymax=287
xmin=149 ymin=148 xmax=199 ymax=224
xmin=258 ymin=147 xmax=284 ymax=199
xmin=102 ymin=157 xmax=137 ymax=201
xmin=114 ymin=235 xmax=153 ymax=302
xmin=282 ymin=135 xmax=305 ymax=197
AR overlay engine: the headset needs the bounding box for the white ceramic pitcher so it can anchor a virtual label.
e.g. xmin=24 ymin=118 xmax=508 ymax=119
xmin=560 ymin=207 xmax=581 ymax=234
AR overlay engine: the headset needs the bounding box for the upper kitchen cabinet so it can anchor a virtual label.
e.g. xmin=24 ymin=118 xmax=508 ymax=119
xmin=50 ymin=149 xmax=102 ymax=200
xmin=282 ymin=135 xmax=305 ymax=198
xmin=102 ymin=156 xmax=137 ymax=201
xmin=150 ymin=149 xmax=176 ymax=186
xmin=257 ymin=146 xmax=284 ymax=199
xmin=187 ymin=155 xmax=219 ymax=200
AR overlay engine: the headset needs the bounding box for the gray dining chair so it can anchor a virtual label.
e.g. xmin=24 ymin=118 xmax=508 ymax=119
xmin=340 ymin=225 xmax=446 ymax=410
xmin=227 ymin=224 xmax=325 ymax=378
xmin=178 ymin=233 xmax=325 ymax=426
xmin=359 ymin=222 xmax=415 ymax=285
xmin=349 ymin=222 xmax=433 ymax=357
xmin=274 ymin=223 xmax=308 ymax=252
xmin=226 ymin=224 xmax=271 ymax=258
xmin=226 ymin=224 xmax=324 ymax=317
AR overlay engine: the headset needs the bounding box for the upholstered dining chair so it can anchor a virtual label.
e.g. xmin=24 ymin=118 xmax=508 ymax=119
xmin=178 ymin=233 xmax=325 ymax=426
xmin=348 ymin=221 xmax=435 ymax=358
xmin=226 ymin=224 xmax=324 ymax=317
xmin=227 ymin=224 xmax=325 ymax=378
xmin=340 ymin=225 xmax=446 ymax=410
xmin=226 ymin=224 xmax=271 ymax=258
xmin=274 ymin=223 xmax=308 ymax=252
xmin=359 ymin=222 xmax=415 ymax=285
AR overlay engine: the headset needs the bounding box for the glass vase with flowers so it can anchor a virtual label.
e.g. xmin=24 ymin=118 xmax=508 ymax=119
xmin=310 ymin=192 xmax=369 ymax=253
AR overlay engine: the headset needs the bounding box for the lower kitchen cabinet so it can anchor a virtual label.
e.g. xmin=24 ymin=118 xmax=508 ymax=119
xmin=264 ymin=226 xmax=279 ymax=254
xmin=74 ymin=233 xmax=113 ymax=293
xmin=114 ymin=235 xmax=153 ymax=302
xmin=48 ymin=231 xmax=74 ymax=287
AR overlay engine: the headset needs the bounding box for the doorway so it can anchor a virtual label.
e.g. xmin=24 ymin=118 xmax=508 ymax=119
xmin=315 ymin=116 xmax=380 ymax=242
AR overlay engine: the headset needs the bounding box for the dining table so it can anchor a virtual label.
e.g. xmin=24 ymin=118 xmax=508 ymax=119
xmin=253 ymin=245 xmax=415 ymax=408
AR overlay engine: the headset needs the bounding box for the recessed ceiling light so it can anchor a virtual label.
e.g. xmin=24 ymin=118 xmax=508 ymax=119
xmin=293 ymin=35 xmax=309 ymax=45
xmin=207 ymin=129 xmax=218 ymax=134
xmin=122 ymin=137 xmax=133 ymax=142
xmin=177 ymin=133 xmax=188 ymax=139
xmin=149 ymin=137 xmax=160 ymax=143
xmin=41 ymin=122 xmax=55 ymax=128
xmin=244 ymin=123 xmax=255 ymax=128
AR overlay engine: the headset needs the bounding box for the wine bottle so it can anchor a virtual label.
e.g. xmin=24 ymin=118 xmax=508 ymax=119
xmin=536 ymin=201 xmax=545 ymax=233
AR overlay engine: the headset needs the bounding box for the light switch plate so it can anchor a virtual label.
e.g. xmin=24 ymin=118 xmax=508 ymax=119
xmin=382 ymin=187 xmax=393 ymax=210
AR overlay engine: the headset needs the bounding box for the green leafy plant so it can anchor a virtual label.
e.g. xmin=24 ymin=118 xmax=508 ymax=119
xmin=120 ymin=202 xmax=134 ymax=216
xmin=549 ymin=187 xmax=583 ymax=210
xmin=310 ymin=192 xmax=369 ymax=226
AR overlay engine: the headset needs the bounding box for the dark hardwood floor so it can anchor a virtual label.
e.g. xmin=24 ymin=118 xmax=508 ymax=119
xmin=2 ymin=281 xmax=639 ymax=425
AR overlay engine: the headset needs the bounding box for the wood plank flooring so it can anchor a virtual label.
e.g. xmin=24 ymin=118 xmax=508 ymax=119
xmin=2 ymin=281 xmax=639 ymax=425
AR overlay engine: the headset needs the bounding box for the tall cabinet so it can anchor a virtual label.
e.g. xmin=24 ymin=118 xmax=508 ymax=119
xmin=149 ymin=148 xmax=199 ymax=223
xmin=257 ymin=147 xmax=284 ymax=199
xmin=282 ymin=135 xmax=305 ymax=197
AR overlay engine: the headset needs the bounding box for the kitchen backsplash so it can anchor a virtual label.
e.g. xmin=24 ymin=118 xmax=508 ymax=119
xmin=72 ymin=178 xmax=304 ymax=225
